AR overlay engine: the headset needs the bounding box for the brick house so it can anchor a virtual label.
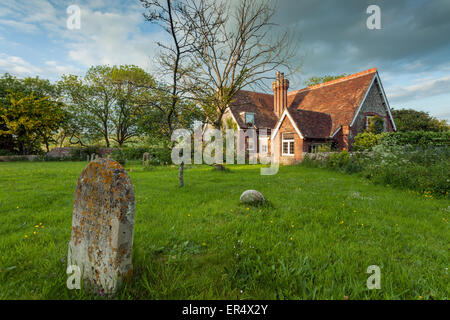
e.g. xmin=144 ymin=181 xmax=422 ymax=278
xmin=222 ymin=68 xmax=396 ymax=164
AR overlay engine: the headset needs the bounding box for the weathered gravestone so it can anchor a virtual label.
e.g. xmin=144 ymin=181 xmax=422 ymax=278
xmin=142 ymin=152 xmax=150 ymax=165
xmin=68 ymin=158 xmax=135 ymax=295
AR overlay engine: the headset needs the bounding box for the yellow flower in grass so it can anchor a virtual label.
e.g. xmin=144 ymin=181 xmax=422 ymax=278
xmin=291 ymin=224 xmax=295 ymax=228
xmin=33 ymin=231 xmax=37 ymax=235
xmin=34 ymin=225 xmax=39 ymax=228
xmin=24 ymin=235 xmax=28 ymax=238
xmin=339 ymin=220 xmax=344 ymax=224
xmin=289 ymin=237 xmax=293 ymax=241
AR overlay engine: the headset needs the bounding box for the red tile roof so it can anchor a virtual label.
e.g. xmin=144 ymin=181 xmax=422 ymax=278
xmin=228 ymin=90 xmax=277 ymax=129
xmin=287 ymin=68 xmax=377 ymax=136
xmin=289 ymin=109 xmax=333 ymax=138
xmin=229 ymin=68 xmax=378 ymax=138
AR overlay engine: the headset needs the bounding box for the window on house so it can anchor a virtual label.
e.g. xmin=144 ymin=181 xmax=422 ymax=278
xmin=365 ymin=116 xmax=375 ymax=130
xmin=282 ymin=133 xmax=294 ymax=156
xmin=245 ymin=113 xmax=255 ymax=126
xmin=310 ymin=143 xmax=331 ymax=153
xmin=365 ymin=115 xmax=384 ymax=134
xmin=310 ymin=144 xmax=319 ymax=154
xmin=259 ymin=137 xmax=269 ymax=154
xmin=245 ymin=136 xmax=256 ymax=151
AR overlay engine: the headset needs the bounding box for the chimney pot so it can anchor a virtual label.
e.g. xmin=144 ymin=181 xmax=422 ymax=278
xmin=273 ymin=71 xmax=289 ymax=118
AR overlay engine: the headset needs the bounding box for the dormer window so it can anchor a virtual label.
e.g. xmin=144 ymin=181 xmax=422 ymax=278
xmin=245 ymin=112 xmax=255 ymax=126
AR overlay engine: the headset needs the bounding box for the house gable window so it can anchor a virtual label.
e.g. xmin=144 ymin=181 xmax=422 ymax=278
xmin=365 ymin=115 xmax=384 ymax=133
xmin=245 ymin=112 xmax=255 ymax=126
xmin=282 ymin=133 xmax=294 ymax=156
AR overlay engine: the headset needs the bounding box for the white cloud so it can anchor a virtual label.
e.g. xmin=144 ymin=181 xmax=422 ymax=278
xmin=62 ymin=7 xmax=165 ymax=73
xmin=0 ymin=53 xmax=42 ymax=76
xmin=389 ymin=76 xmax=450 ymax=102
xmin=44 ymin=60 xmax=82 ymax=76
xmin=0 ymin=19 xmax=40 ymax=33
xmin=0 ymin=0 xmax=167 ymax=77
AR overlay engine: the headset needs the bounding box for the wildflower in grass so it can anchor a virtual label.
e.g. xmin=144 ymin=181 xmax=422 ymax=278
xmin=187 ymin=213 xmax=191 ymax=217
xmin=24 ymin=235 xmax=28 ymax=238
xmin=33 ymin=231 xmax=37 ymax=235
xmin=246 ymin=208 xmax=249 ymax=211
xmin=291 ymin=224 xmax=295 ymax=228
xmin=34 ymin=225 xmax=39 ymax=228
xmin=339 ymin=220 xmax=344 ymax=224
xmin=270 ymin=220 xmax=273 ymax=224
xmin=289 ymin=237 xmax=293 ymax=241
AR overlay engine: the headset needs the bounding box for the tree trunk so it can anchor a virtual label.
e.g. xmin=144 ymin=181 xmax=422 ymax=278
xmin=179 ymin=161 xmax=184 ymax=187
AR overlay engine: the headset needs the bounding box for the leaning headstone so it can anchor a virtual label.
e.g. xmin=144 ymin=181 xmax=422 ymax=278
xmin=240 ymin=190 xmax=265 ymax=205
xmin=68 ymin=158 xmax=135 ymax=295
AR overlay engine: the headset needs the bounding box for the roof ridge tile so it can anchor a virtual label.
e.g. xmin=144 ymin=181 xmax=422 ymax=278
xmin=288 ymin=68 xmax=377 ymax=95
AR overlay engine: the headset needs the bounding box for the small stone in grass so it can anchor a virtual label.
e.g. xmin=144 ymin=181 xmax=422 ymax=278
xmin=240 ymin=190 xmax=265 ymax=205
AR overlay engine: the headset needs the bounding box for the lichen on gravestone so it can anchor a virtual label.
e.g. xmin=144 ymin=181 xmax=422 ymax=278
xmin=68 ymin=158 xmax=135 ymax=295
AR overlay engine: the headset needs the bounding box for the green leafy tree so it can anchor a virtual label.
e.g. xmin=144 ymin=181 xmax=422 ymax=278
xmin=59 ymin=65 xmax=157 ymax=147
xmin=0 ymin=73 xmax=65 ymax=153
xmin=391 ymin=108 xmax=449 ymax=132
xmin=304 ymin=74 xmax=347 ymax=87
xmin=0 ymin=92 xmax=66 ymax=153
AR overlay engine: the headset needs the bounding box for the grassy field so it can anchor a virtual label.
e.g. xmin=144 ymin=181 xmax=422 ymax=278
xmin=0 ymin=161 xmax=448 ymax=300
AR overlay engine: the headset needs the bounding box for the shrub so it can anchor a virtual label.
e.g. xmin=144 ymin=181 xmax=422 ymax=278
xmin=0 ymin=149 xmax=15 ymax=156
xmin=353 ymin=132 xmax=383 ymax=151
xmin=380 ymin=131 xmax=450 ymax=147
xmin=302 ymin=143 xmax=449 ymax=198
xmin=327 ymin=150 xmax=350 ymax=169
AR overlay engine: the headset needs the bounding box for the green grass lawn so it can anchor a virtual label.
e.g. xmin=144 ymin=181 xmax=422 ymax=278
xmin=0 ymin=161 xmax=448 ymax=300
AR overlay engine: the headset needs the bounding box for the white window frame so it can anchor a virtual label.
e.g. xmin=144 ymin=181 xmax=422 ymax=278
xmin=282 ymin=133 xmax=295 ymax=156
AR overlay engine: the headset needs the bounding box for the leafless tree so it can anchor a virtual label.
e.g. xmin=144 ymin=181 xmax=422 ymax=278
xmin=182 ymin=0 xmax=299 ymax=128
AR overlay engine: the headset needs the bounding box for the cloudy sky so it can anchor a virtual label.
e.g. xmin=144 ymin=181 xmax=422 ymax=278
xmin=0 ymin=0 xmax=449 ymax=121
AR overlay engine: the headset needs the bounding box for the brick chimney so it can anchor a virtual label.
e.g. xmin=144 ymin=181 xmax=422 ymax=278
xmin=272 ymin=71 xmax=289 ymax=118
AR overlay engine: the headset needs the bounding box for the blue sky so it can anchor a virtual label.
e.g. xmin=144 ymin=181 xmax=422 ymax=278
xmin=0 ymin=0 xmax=449 ymax=121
